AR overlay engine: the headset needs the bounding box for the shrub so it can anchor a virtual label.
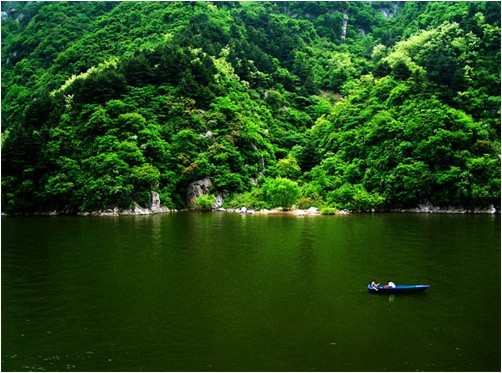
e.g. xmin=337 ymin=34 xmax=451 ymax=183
xmin=327 ymin=183 xmax=384 ymax=211
xmin=296 ymin=197 xmax=317 ymax=210
xmin=223 ymin=190 xmax=268 ymax=210
xmin=194 ymin=194 xmax=216 ymax=210
xmin=320 ymin=207 xmax=338 ymax=215
xmin=260 ymin=177 xmax=300 ymax=210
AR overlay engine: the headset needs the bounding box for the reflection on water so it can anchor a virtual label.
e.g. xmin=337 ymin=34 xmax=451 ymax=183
xmin=2 ymin=213 xmax=500 ymax=371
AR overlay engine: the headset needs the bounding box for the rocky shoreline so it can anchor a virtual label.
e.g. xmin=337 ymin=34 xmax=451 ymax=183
xmin=213 ymin=206 xmax=338 ymax=216
xmin=2 ymin=199 xmax=498 ymax=217
xmin=387 ymin=201 xmax=498 ymax=214
xmin=76 ymin=203 xmax=498 ymax=216
xmin=213 ymin=204 xmax=499 ymax=216
xmin=4 ymin=206 xmax=499 ymax=217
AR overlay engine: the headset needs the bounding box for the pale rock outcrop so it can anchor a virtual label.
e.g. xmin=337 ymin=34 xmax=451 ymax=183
xmin=306 ymin=207 xmax=320 ymax=214
xmin=341 ymin=12 xmax=348 ymax=43
xmin=392 ymin=201 xmax=498 ymax=214
xmin=214 ymin=192 xmax=224 ymax=209
xmin=150 ymin=191 xmax=170 ymax=213
xmin=132 ymin=203 xmax=151 ymax=215
xmin=186 ymin=177 xmax=214 ymax=207
xmin=78 ymin=190 xmax=171 ymax=216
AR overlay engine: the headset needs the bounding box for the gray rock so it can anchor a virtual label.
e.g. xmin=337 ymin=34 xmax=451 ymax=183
xmin=214 ymin=192 xmax=224 ymax=209
xmin=150 ymin=191 xmax=161 ymax=212
xmin=186 ymin=177 xmax=213 ymax=207
xmin=306 ymin=207 xmax=319 ymax=214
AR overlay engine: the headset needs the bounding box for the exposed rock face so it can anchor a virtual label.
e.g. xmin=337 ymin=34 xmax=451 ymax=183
xmin=214 ymin=192 xmax=224 ymax=209
xmin=129 ymin=203 xmax=151 ymax=215
xmin=306 ymin=207 xmax=320 ymax=214
xmin=341 ymin=12 xmax=348 ymax=43
xmin=186 ymin=177 xmax=214 ymax=207
xmin=76 ymin=190 xmax=171 ymax=216
xmin=150 ymin=191 xmax=170 ymax=213
xmin=204 ymin=131 xmax=214 ymax=142
xmin=150 ymin=190 xmax=161 ymax=211
xmin=186 ymin=177 xmax=225 ymax=209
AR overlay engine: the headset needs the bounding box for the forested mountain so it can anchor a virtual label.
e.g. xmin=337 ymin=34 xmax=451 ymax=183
xmin=1 ymin=1 xmax=500 ymax=214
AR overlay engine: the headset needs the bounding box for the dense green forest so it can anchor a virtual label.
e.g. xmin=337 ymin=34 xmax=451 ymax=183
xmin=1 ymin=1 xmax=500 ymax=214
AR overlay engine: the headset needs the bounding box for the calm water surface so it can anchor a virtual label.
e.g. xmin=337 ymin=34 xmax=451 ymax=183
xmin=2 ymin=212 xmax=500 ymax=371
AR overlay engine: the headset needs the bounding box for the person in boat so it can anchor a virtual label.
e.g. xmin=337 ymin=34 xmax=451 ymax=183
xmin=385 ymin=280 xmax=396 ymax=288
xmin=369 ymin=280 xmax=380 ymax=290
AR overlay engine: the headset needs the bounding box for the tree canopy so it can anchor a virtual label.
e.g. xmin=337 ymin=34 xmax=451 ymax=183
xmin=1 ymin=1 xmax=500 ymax=213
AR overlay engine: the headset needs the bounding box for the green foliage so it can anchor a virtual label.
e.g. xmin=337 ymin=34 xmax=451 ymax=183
xmin=260 ymin=177 xmax=300 ymax=210
xmin=194 ymin=194 xmax=216 ymax=210
xmin=223 ymin=190 xmax=268 ymax=211
xmin=1 ymin=1 xmax=500 ymax=214
xmin=327 ymin=183 xmax=385 ymax=211
xmin=320 ymin=207 xmax=338 ymax=216
xmin=276 ymin=154 xmax=301 ymax=180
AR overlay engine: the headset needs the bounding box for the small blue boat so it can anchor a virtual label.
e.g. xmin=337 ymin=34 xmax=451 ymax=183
xmin=367 ymin=284 xmax=429 ymax=294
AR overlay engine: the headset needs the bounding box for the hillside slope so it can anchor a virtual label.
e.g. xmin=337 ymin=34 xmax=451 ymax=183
xmin=1 ymin=1 xmax=500 ymax=213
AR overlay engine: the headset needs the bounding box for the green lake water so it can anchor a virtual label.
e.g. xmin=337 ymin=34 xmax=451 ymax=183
xmin=2 ymin=212 xmax=500 ymax=371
